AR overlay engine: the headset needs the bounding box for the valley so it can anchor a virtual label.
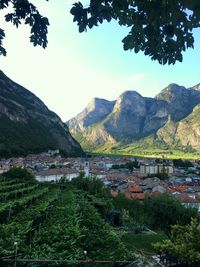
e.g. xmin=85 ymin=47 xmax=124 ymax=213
xmin=68 ymin=83 xmax=200 ymax=158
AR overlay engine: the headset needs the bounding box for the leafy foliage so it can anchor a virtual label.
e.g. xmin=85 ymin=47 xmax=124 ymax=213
xmin=78 ymin=201 xmax=129 ymax=260
xmin=0 ymin=28 xmax=6 ymax=56
xmin=0 ymin=0 xmax=49 ymax=55
xmin=112 ymin=160 xmax=139 ymax=171
xmin=3 ymin=167 xmax=35 ymax=181
xmin=0 ymin=177 xmax=130 ymax=262
xmin=70 ymin=174 xmax=113 ymax=216
xmin=173 ymin=158 xmax=194 ymax=167
xmin=70 ymin=175 xmax=107 ymax=195
xmin=154 ymin=219 xmax=200 ymax=265
xmin=0 ymin=186 xmax=49 ymax=224
xmin=0 ymin=187 xmax=59 ymax=256
xmin=27 ymin=191 xmax=83 ymax=260
xmin=0 ymin=116 xmax=59 ymax=158
xmin=71 ymin=0 xmax=200 ymax=64
xmin=144 ymin=194 xmax=198 ymax=234
xmin=113 ymin=193 xmax=145 ymax=225
xmin=0 ymin=176 xmax=198 ymax=263
xmin=113 ymin=193 xmax=198 ymax=234
xmin=1 ymin=0 xmax=200 ymax=64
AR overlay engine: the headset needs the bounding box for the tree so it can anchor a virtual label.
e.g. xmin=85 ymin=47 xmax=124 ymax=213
xmin=71 ymin=0 xmax=200 ymax=64
xmin=113 ymin=193 xmax=145 ymax=225
xmin=1 ymin=1 xmax=200 ymax=65
xmin=144 ymin=194 xmax=198 ymax=234
xmin=0 ymin=0 xmax=49 ymax=56
xmin=71 ymin=175 xmax=106 ymax=195
xmin=3 ymin=167 xmax=35 ymax=181
xmin=154 ymin=219 xmax=200 ymax=265
xmin=173 ymin=158 xmax=194 ymax=168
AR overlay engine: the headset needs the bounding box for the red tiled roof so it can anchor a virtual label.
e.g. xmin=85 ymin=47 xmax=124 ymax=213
xmin=168 ymin=185 xmax=188 ymax=192
xmin=128 ymin=177 xmax=143 ymax=182
xmin=125 ymin=192 xmax=145 ymax=200
xmin=175 ymin=193 xmax=199 ymax=203
xmin=128 ymin=185 xmax=143 ymax=193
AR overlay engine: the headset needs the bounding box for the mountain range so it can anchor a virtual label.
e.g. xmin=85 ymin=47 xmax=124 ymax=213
xmin=68 ymin=83 xmax=200 ymax=156
xmin=0 ymin=70 xmax=83 ymax=158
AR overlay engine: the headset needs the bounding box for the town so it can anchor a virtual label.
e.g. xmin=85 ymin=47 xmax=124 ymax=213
xmin=1 ymin=149 xmax=200 ymax=213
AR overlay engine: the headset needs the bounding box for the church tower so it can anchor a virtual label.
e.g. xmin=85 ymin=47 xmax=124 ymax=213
xmin=84 ymin=161 xmax=90 ymax=177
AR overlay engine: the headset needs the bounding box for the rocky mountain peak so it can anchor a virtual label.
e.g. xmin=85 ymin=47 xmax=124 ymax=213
xmin=68 ymin=97 xmax=115 ymax=133
xmin=154 ymin=83 xmax=200 ymax=121
xmin=113 ymin=90 xmax=145 ymax=114
xmin=86 ymin=97 xmax=115 ymax=112
xmin=118 ymin=90 xmax=142 ymax=102
xmin=155 ymin=83 xmax=187 ymax=102
xmin=191 ymin=83 xmax=200 ymax=91
xmin=69 ymin=81 xmax=200 ymax=153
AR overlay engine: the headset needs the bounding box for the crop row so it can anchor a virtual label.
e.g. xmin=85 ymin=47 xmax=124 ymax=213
xmin=0 ymin=178 xmax=20 ymax=186
xmin=0 ymin=184 xmax=39 ymax=201
xmin=25 ymin=190 xmax=81 ymax=259
xmin=0 ymin=186 xmax=49 ymax=223
xmin=0 ymin=187 xmax=60 ymax=256
xmin=0 ymin=182 xmax=32 ymax=193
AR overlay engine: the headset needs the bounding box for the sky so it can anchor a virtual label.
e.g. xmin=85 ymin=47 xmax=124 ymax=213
xmin=1 ymin=0 xmax=200 ymax=121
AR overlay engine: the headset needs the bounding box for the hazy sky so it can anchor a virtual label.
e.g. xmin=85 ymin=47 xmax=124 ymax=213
xmin=1 ymin=0 xmax=200 ymax=121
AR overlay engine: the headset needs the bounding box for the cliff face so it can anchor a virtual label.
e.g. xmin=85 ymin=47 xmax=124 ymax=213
xmin=155 ymin=83 xmax=200 ymax=121
xmin=68 ymin=97 xmax=116 ymax=133
xmin=174 ymin=104 xmax=200 ymax=150
xmin=69 ymin=83 xmax=200 ymax=152
xmin=156 ymin=104 xmax=200 ymax=150
xmin=103 ymin=91 xmax=168 ymax=141
xmin=0 ymin=70 xmax=83 ymax=157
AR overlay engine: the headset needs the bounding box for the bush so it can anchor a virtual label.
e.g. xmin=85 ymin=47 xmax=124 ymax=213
xmin=144 ymin=194 xmax=198 ymax=234
xmin=3 ymin=167 xmax=35 ymax=181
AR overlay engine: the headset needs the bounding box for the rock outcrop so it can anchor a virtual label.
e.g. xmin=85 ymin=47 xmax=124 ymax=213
xmin=68 ymin=82 xmax=200 ymax=152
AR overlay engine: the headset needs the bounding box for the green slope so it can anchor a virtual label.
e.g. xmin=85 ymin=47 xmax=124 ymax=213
xmin=0 ymin=70 xmax=83 ymax=158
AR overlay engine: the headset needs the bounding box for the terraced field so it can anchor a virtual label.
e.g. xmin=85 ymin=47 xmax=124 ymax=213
xmin=0 ymin=176 xmax=129 ymax=265
xmin=0 ymin=177 xmax=59 ymax=256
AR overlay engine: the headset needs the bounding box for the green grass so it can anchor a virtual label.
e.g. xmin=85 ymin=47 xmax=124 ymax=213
xmin=77 ymin=132 xmax=200 ymax=159
xmin=89 ymin=148 xmax=200 ymax=159
xmin=121 ymin=232 xmax=168 ymax=255
xmin=89 ymin=140 xmax=200 ymax=159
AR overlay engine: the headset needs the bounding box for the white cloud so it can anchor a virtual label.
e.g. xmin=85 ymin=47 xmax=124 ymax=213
xmin=125 ymin=72 xmax=146 ymax=83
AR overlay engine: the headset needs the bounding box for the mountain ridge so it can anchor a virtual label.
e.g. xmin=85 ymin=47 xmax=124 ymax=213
xmin=0 ymin=70 xmax=83 ymax=157
xmin=68 ymin=83 xmax=200 ymax=155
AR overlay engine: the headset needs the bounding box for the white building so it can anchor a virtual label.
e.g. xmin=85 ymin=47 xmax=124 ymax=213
xmin=35 ymin=168 xmax=79 ymax=182
xmin=140 ymin=164 xmax=173 ymax=177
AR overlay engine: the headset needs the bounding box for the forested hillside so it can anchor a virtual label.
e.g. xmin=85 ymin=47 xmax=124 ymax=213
xmin=0 ymin=70 xmax=83 ymax=158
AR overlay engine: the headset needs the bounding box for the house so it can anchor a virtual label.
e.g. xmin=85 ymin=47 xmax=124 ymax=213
xmin=126 ymin=184 xmax=145 ymax=200
xmin=168 ymin=185 xmax=189 ymax=193
xmin=175 ymin=193 xmax=200 ymax=212
xmin=35 ymin=168 xmax=79 ymax=182
xmin=140 ymin=164 xmax=173 ymax=177
xmin=0 ymin=160 xmax=10 ymax=174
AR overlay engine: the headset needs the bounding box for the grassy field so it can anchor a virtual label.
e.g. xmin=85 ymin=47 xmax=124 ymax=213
xmin=121 ymin=231 xmax=168 ymax=256
xmin=76 ymin=130 xmax=200 ymax=159
xmin=90 ymin=145 xmax=200 ymax=159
